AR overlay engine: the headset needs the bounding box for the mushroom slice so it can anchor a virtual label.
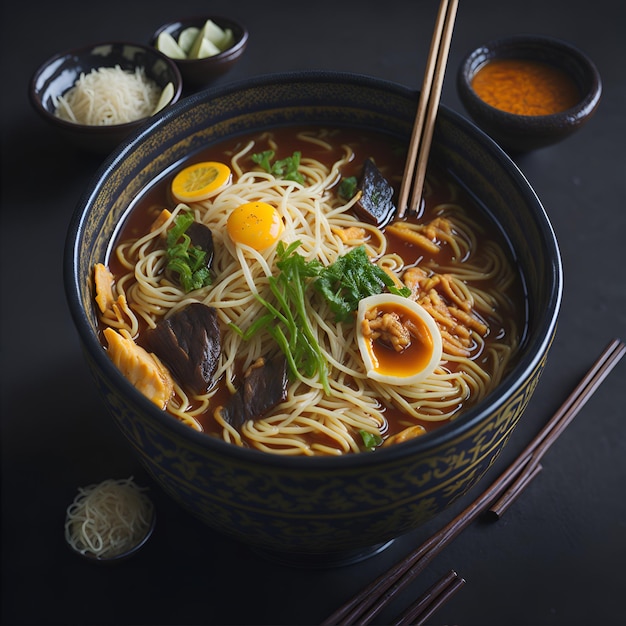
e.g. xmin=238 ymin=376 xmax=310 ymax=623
xmin=187 ymin=221 xmax=215 ymax=269
xmin=215 ymin=355 xmax=289 ymax=429
xmin=143 ymin=302 xmax=221 ymax=395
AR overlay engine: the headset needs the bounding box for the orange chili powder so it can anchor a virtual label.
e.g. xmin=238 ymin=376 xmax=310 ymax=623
xmin=471 ymin=58 xmax=580 ymax=116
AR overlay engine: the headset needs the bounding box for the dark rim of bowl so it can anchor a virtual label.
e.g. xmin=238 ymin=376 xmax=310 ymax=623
xmin=64 ymin=70 xmax=562 ymax=470
xmin=151 ymin=15 xmax=249 ymax=63
xmin=29 ymin=41 xmax=183 ymax=134
xmin=458 ymin=34 xmax=602 ymax=124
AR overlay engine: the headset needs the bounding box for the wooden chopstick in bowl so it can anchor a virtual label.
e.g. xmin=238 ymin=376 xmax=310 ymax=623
xmin=397 ymin=0 xmax=459 ymax=218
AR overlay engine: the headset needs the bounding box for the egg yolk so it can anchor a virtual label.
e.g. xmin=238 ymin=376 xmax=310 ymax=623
xmin=227 ymin=201 xmax=285 ymax=251
xmin=356 ymin=294 xmax=442 ymax=385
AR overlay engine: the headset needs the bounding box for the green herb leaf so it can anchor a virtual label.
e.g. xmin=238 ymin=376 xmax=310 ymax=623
xmin=251 ymin=149 xmax=274 ymax=173
xmin=313 ymin=245 xmax=409 ymax=322
xmin=166 ymin=212 xmax=212 ymax=293
xmin=252 ymin=150 xmax=305 ymax=184
xmin=338 ymin=176 xmax=358 ymax=200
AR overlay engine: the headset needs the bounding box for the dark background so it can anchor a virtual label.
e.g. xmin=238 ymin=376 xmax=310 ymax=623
xmin=2 ymin=1 xmax=625 ymax=624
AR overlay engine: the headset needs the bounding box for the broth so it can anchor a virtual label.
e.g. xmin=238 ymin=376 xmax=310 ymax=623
xmin=97 ymin=125 xmax=526 ymax=455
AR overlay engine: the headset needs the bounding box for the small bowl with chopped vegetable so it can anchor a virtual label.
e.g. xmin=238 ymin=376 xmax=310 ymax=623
xmin=29 ymin=41 xmax=183 ymax=154
xmin=152 ymin=16 xmax=249 ymax=88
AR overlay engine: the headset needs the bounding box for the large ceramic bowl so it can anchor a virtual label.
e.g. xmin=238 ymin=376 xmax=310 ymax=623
xmin=64 ymin=72 xmax=562 ymax=566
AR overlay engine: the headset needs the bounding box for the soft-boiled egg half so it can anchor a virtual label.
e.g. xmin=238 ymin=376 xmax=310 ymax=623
xmin=227 ymin=201 xmax=285 ymax=251
xmin=356 ymin=293 xmax=442 ymax=385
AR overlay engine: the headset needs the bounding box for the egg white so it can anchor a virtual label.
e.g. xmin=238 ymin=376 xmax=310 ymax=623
xmin=356 ymin=293 xmax=442 ymax=385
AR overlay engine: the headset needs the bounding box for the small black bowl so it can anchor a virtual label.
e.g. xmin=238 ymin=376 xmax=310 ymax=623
xmin=29 ymin=41 xmax=183 ymax=154
xmin=151 ymin=15 xmax=249 ymax=88
xmin=457 ymin=35 xmax=602 ymax=153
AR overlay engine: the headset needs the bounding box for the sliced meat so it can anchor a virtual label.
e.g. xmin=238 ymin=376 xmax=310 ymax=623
xmin=103 ymin=327 xmax=174 ymax=409
xmin=353 ymin=158 xmax=397 ymax=227
xmin=143 ymin=303 xmax=221 ymax=395
xmin=215 ymin=356 xmax=289 ymax=429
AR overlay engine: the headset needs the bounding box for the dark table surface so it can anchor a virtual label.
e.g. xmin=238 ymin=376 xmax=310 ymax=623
xmin=2 ymin=1 xmax=625 ymax=624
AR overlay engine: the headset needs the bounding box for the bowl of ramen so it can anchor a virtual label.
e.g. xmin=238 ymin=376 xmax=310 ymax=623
xmin=64 ymin=71 xmax=562 ymax=566
xmin=457 ymin=35 xmax=602 ymax=153
xmin=29 ymin=41 xmax=183 ymax=154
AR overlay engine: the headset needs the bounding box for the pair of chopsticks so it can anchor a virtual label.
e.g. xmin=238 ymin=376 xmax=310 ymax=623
xmin=397 ymin=0 xmax=459 ymax=219
xmin=321 ymin=338 xmax=625 ymax=625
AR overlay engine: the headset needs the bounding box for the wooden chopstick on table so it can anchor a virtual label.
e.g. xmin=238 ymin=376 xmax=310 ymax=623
xmin=390 ymin=569 xmax=465 ymax=626
xmin=488 ymin=337 xmax=626 ymax=518
xmin=397 ymin=0 xmax=459 ymax=219
xmin=320 ymin=338 xmax=625 ymax=626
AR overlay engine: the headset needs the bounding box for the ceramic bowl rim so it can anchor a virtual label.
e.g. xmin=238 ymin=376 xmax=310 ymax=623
xmin=65 ymin=70 xmax=562 ymax=470
xmin=457 ymin=33 xmax=602 ymax=129
xmin=29 ymin=40 xmax=184 ymax=134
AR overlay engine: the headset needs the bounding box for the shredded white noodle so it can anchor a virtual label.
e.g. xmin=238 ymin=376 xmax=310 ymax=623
xmin=54 ymin=65 xmax=161 ymax=126
xmin=64 ymin=477 xmax=154 ymax=559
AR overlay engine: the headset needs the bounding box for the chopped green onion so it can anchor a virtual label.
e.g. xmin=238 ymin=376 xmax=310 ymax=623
xmin=360 ymin=430 xmax=383 ymax=450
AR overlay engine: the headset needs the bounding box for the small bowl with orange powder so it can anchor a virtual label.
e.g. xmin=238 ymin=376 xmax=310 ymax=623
xmin=457 ymin=35 xmax=601 ymax=153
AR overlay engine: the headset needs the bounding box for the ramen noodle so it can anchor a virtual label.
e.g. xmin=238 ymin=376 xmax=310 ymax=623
xmin=94 ymin=127 xmax=524 ymax=456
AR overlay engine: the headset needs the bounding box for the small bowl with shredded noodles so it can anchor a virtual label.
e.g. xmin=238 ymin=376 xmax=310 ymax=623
xmin=29 ymin=41 xmax=182 ymax=154
xmin=64 ymin=477 xmax=156 ymax=563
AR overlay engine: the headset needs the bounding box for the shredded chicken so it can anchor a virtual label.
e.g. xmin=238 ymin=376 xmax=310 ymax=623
xmin=103 ymin=328 xmax=174 ymax=409
xmin=94 ymin=263 xmax=116 ymax=314
xmin=422 ymin=217 xmax=455 ymax=242
xmin=361 ymin=307 xmax=411 ymax=352
xmin=150 ymin=208 xmax=172 ymax=233
xmin=332 ymin=225 xmax=366 ymax=243
xmin=403 ymin=266 xmax=488 ymax=357
xmin=383 ymin=424 xmax=427 ymax=446
xmin=385 ymin=221 xmax=441 ymax=254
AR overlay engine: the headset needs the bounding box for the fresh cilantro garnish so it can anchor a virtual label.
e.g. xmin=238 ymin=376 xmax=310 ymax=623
xmin=251 ymin=150 xmax=305 ymax=184
xmin=314 ymin=246 xmax=410 ymax=322
xmin=166 ymin=212 xmax=212 ymax=293
xmin=360 ymin=429 xmax=383 ymax=451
